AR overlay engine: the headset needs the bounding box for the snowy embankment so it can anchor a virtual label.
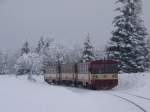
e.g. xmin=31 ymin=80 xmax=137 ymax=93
xmin=0 ymin=73 xmax=150 ymax=112
xmin=115 ymin=72 xmax=150 ymax=98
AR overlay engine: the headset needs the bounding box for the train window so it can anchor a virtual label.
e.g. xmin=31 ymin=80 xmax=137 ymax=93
xmin=61 ymin=64 xmax=74 ymax=73
xmin=91 ymin=63 xmax=118 ymax=74
xmin=91 ymin=64 xmax=102 ymax=74
xmin=77 ymin=63 xmax=89 ymax=74
xmin=46 ymin=65 xmax=57 ymax=74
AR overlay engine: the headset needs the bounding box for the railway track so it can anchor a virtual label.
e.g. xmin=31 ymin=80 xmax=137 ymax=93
xmin=122 ymin=92 xmax=150 ymax=101
xmin=108 ymin=93 xmax=148 ymax=112
xmin=62 ymin=86 xmax=150 ymax=112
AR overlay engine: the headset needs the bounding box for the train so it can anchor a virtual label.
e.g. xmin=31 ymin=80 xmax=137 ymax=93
xmin=44 ymin=60 xmax=119 ymax=90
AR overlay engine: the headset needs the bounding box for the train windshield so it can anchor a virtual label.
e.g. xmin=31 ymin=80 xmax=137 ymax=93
xmin=90 ymin=64 xmax=118 ymax=74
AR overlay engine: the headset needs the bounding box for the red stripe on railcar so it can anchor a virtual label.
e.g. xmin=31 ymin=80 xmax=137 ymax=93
xmin=91 ymin=79 xmax=118 ymax=89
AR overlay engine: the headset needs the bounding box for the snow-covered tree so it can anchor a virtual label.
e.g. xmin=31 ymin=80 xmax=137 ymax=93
xmin=15 ymin=54 xmax=31 ymax=75
xmin=35 ymin=37 xmax=45 ymax=54
xmin=49 ymin=44 xmax=66 ymax=64
xmin=34 ymin=37 xmax=55 ymax=73
xmin=35 ymin=37 xmax=54 ymax=55
xmin=63 ymin=46 xmax=82 ymax=64
xmin=21 ymin=41 xmax=30 ymax=55
xmin=36 ymin=37 xmax=54 ymax=63
xmin=145 ymin=38 xmax=150 ymax=70
xmin=106 ymin=0 xmax=148 ymax=73
xmin=0 ymin=52 xmax=8 ymax=74
xmin=94 ymin=50 xmax=107 ymax=60
xmin=28 ymin=53 xmax=44 ymax=75
xmin=15 ymin=41 xmax=32 ymax=75
xmin=15 ymin=53 xmax=44 ymax=76
xmin=7 ymin=50 xmax=20 ymax=74
xmin=81 ymin=34 xmax=95 ymax=62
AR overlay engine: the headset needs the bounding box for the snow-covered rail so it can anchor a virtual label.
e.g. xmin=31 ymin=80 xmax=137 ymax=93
xmin=109 ymin=93 xmax=147 ymax=112
xmin=122 ymin=93 xmax=150 ymax=101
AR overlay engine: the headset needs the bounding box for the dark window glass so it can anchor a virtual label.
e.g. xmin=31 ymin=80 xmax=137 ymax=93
xmin=46 ymin=65 xmax=57 ymax=74
xmin=61 ymin=64 xmax=74 ymax=73
xmin=77 ymin=63 xmax=89 ymax=74
xmin=91 ymin=64 xmax=118 ymax=74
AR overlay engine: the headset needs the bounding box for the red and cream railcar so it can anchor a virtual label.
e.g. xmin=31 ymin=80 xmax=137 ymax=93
xmin=89 ymin=60 xmax=118 ymax=89
xmin=44 ymin=64 xmax=76 ymax=85
xmin=44 ymin=60 xmax=118 ymax=90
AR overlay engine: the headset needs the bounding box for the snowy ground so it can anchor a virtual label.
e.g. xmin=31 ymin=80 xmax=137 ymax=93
xmin=0 ymin=73 xmax=150 ymax=112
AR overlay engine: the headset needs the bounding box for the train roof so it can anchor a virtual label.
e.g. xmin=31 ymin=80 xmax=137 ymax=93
xmin=90 ymin=60 xmax=118 ymax=65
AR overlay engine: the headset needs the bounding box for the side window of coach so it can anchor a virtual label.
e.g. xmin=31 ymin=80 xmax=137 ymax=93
xmin=78 ymin=63 xmax=89 ymax=74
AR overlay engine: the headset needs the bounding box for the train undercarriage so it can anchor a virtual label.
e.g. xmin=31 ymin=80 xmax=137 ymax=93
xmin=44 ymin=78 xmax=118 ymax=90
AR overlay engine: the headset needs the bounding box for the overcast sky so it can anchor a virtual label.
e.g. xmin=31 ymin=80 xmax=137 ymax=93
xmin=0 ymin=0 xmax=150 ymax=51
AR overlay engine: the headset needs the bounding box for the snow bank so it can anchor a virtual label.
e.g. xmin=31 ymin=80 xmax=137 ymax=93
xmin=114 ymin=72 xmax=150 ymax=97
xmin=0 ymin=75 xmax=94 ymax=112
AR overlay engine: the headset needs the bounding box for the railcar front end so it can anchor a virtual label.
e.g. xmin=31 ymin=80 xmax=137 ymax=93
xmin=89 ymin=60 xmax=118 ymax=90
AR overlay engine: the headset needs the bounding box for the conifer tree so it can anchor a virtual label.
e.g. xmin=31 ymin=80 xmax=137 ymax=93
xmin=106 ymin=0 xmax=148 ymax=73
xmin=36 ymin=37 xmax=54 ymax=56
xmin=81 ymin=34 xmax=95 ymax=62
xmin=35 ymin=37 xmax=54 ymax=73
xmin=21 ymin=41 xmax=30 ymax=55
xmin=36 ymin=37 xmax=45 ymax=54
xmin=145 ymin=38 xmax=150 ymax=70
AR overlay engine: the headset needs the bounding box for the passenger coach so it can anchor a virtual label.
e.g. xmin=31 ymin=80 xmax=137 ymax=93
xmin=44 ymin=60 xmax=119 ymax=90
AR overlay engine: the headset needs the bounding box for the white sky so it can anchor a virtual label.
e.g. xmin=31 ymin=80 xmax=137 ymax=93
xmin=0 ymin=0 xmax=150 ymax=51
